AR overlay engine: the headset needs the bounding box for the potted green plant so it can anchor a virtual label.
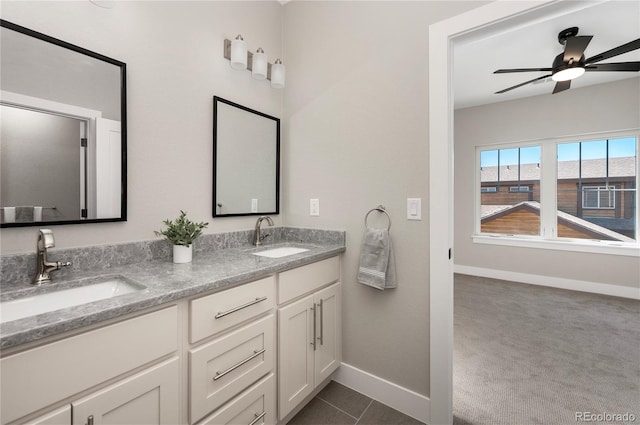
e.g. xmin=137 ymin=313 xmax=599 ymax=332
xmin=155 ymin=210 xmax=208 ymax=263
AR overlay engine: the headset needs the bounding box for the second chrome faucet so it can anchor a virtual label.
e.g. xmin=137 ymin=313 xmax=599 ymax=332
xmin=253 ymin=216 xmax=274 ymax=246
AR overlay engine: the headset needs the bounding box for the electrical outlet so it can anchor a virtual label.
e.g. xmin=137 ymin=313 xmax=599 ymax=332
xmin=310 ymin=198 xmax=320 ymax=216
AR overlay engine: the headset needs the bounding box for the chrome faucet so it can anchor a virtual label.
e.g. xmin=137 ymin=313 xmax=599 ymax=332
xmin=33 ymin=229 xmax=71 ymax=285
xmin=253 ymin=216 xmax=274 ymax=246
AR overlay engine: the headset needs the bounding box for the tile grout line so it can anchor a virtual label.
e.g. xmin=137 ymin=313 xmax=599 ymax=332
xmin=315 ymin=396 xmax=361 ymax=421
xmin=354 ymin=399 xmax=374 ymax=425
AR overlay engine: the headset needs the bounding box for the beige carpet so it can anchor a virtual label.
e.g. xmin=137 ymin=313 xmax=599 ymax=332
xmin=453 ymin=274 xmax=640 ymax=425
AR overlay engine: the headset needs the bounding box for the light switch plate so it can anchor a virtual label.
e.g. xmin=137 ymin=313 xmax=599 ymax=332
xmin=407 ymin=198 xmax=422 ymax=220
xmin=310 ymin=198 xmax=320 ymax=216
xmin=251 ymin=199 xmax=258 ymax=213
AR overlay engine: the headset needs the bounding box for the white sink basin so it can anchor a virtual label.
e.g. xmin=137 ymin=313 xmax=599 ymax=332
xmin=252 ymin=247 xmax=309 ymax=258
xmin=0 ymin=276 xmax=144 ymax=324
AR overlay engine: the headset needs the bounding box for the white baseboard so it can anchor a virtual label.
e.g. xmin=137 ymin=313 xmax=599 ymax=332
xmin=333 ymin=363 xmax=430 ymax=424
xmin=454 ymin=264 xmax=640 ymax=300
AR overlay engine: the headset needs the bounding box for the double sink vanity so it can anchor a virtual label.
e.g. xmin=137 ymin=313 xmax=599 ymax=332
xmin=0 ymin=227 xmax=345 ymax=425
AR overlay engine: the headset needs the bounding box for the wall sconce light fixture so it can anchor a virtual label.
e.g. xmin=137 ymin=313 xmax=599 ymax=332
xmin=252 ymin=48 xmax=268 ymax=80
xmin=270 ymin=59 xmax=285 ymax=89
xmin=229 ymin=35 xmax=247 ymax=70
xmin=224 ymin=35 xmax=285 ymax=89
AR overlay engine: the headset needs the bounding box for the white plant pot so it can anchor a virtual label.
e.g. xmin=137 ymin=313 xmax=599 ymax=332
xmin=173 ymin=244 xmax=192 ymax=264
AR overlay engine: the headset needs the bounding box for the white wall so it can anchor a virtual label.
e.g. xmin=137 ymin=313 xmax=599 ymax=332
xmin=454 ymin=78 xmax=640 ymax=289
xmin=0 ymin=1 xmax=283 ymax=253
xmin=282 ymin=0 xmax=486 ymax=397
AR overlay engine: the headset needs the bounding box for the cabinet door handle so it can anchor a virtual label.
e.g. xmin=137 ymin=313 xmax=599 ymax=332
xmin=311 ymin=304 xmax=317 ymax=351
xmin=214 ymin=296 xmax=268 ymax=319
xmin=318 ymin=298 xmax=324 ymax=346
xmin=213 ymin=348 xmax=266 ymax=381
xmin=86 ymin=415 xmax=94 ymax=425
xmin=248 ymin=411 xmax=267 ymax=425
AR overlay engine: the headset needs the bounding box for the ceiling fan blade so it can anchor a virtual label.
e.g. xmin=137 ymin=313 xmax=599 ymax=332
xmin=585 ymin=38 xmax=640 ymax=64
xmin=564 ymin=35 xmax=593 ymax=62
xmin=494 ymin=68 xmax=553 ymax=74
xmin=495 ymin=74 xmax=552 ymax=94
xmin=585 ymin=61 xmax=640 ymax=72
xmin=552 ymin=80 xmax=571 ymax=94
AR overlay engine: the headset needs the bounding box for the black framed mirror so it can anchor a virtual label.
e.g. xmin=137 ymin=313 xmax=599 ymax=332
xmin=213 ymin=96 xmax=280 ymax=217
xmin=0 ymin=19 xmax=127 ymax=227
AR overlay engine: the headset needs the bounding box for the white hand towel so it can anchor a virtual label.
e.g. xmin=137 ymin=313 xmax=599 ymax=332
xmin=33 ymin=206 xmax=43 ymax=221
xmin=357 ymin=228 xmax=397 ymax=290
xmin=3 ymin=207 xmax=15 ymax=223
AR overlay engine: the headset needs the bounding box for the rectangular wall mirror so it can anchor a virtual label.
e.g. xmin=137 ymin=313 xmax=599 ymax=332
xmin=213 ymin=96 xmax=280 ymax=217
xmin=0 ymin=19 xmax=127 ymax=227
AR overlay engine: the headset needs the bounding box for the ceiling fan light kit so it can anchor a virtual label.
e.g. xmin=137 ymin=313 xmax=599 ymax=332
xmin=494 ymin=27 xmax=640 ymax=95
xmin=551 ymin=52 xmax=585 ymax=82
xmin=552 ymin=66 xmax=585 ymax=82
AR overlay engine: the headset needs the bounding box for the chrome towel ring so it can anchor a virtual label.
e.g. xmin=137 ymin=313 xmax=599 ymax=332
xmin=364 ymin=205 xmax=391 ymax=231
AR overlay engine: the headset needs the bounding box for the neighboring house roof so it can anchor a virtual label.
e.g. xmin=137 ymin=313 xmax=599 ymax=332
xmin=480 ymin=201 xmax=636 ymax=243
xmin=480 ymin=156 xmax=636 ymax=182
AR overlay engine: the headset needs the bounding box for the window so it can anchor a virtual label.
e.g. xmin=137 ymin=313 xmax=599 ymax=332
xmin=557 ymin=137 xmax=636 ymax=241
xmin=477 ymin=134 xmax=638 ymax=251
xmin=582 ymin=186 xmax=615 ymax=209
xmin=479 ymin=146 xmax=540 ymax=236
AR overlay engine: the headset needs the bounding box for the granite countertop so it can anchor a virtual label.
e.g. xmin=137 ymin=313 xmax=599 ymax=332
xmin=0 ymin=241 xmax=345 ymax=350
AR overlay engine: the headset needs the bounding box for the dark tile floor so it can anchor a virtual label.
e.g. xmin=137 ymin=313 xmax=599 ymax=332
xmin=288 ymin=381 xmax=425 ymax=425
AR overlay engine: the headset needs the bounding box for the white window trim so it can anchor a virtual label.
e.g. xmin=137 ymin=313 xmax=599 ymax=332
xmin=473 ymin=234 xmax=639 ymax=257
xmin=475 ymin=130 xmax=640 ymax=256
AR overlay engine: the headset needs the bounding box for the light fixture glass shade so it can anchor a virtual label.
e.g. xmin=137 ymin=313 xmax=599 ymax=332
xmin=230 ymin=35 xmax=247 ymax=70
xmin=271 ymin=59 xmax=285 ymax=89
xmin=552 ymin=66 xmax=585 ymax=82
xmin=252 ymin=48 xmax=268 ymax=80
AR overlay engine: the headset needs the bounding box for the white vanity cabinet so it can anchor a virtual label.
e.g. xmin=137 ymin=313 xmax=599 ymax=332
xmin=1 ymin=306 xmax=180 ymax=425
xmin=188 ymin=276 xmax=277 ymax=425
xmin=1 ymin=252 xmax=342 ymax=425
xmin=277 ymin=257 xmax=341 ymax=420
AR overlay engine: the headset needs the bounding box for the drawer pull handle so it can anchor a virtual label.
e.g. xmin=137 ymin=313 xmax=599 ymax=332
xmin=311 ymin=304 xmax=317 ymax=351
xmin=318 ymin=298 xmax=324 ymax=345
xmin=249 ymin=411 xmax=267 ymax=425
xmin=213 ymin=348 xmax=266 ymax=381
xmin=215 ymin=296 xmax=268 ymax=319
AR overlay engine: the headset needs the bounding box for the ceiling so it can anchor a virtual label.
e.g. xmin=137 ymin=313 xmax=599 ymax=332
xmin=453 ymin=0 xmax=640 ymax=109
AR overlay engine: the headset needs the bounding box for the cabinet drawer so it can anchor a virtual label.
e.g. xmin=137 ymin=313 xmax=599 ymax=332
xmin=190 ymin=314 xmax=275 ymax=424
xmin=278 ymin=256 xmax=339 ymax=304
xmin=198 ymin=374 xmax=275 ymax=425
xmin=191 ymin=276 xmax=275 ymax=343
xmin=1 ymin=306 xmax=178 ymax=425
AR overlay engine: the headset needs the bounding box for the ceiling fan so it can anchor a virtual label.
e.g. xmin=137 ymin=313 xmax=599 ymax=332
xmin=494 ymin=27 xmax=640 ymax=94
